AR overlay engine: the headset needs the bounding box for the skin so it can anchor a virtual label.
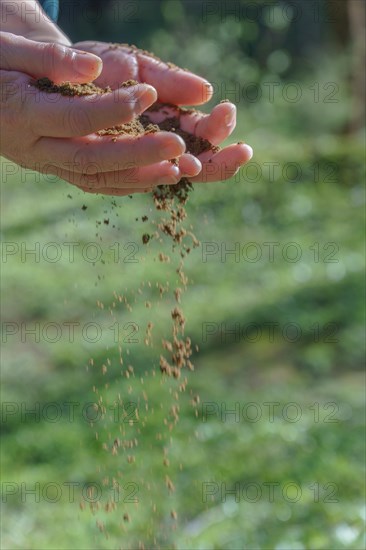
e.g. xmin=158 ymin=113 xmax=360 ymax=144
xmin=0 ymin=1 xmax=253 ymax=196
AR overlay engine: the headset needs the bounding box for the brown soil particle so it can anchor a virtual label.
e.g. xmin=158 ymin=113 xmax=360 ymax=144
xmin=146 ymin=102 xmax=198 ymax=115
xmin=152 ymin=178 xmax=193 ymax=207
xmin=171 ymin=307 xmax=185 ymax=328
xmin=108 ymin=43 xmax=180 ymax=71
xmin=165 ymin=476 xmax=175 ymax=492
xmin=120 ymin=79 xmax=139 ymax=87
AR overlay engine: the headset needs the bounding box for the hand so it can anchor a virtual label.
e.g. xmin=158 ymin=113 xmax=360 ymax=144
xmin=74 ymin=41 xmax=254 ymax=183
xmin=0 ymin=32 xmax=200 ymax=196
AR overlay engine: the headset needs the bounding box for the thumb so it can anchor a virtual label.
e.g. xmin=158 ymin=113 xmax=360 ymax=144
xmin=0 ymin=32 xmax=103 ymax=83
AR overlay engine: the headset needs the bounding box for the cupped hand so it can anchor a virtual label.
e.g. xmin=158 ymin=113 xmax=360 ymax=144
xmin=0 ymin=33 xmax=201 ymax=196
xmin=142 ymin=102 xmax=253 ymax=184
xmin=74 ymin=41 xmax=253 ymax=183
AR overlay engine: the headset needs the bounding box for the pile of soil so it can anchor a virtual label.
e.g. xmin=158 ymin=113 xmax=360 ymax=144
xmin=34 ymin=77 xmax=112 ymax=96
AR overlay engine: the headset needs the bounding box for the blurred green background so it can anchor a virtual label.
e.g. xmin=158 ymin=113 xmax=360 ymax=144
xmin=1 ymin=1 xmax=365 ymax=548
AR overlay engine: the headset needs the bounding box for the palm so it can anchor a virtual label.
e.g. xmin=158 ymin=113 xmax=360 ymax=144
xmin=74 ymin=41 xmax=253 ymax=182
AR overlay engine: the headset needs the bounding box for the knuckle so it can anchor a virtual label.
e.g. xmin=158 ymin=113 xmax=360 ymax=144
xmin=0 ymin=71 xmax=19 ymax=107
xmin=119 ymin=95 xmax=136 ymax=121
xmin=0 ymin=34 xmax=15 ymax=70
xmin=65 ymin=105 xmax=92 ymax=135
xmin=0 ymin=73 xmax=26 ymax=128
xmin=42 ymin=42 xmax=69 ymax=74
xmin=73 ymin=146 xmax=95 ymax=172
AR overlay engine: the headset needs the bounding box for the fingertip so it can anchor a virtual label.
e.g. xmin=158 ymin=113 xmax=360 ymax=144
xmin=188 ymin=155 xmax=202 ymax=176
xmin=133 ymin=84 xmax=158 ymax=112
xmin=179 ymin=154 xmax=202 ymax=177
xmin=91 ymin=54 xmax=103 ymax=79
xmin=158 ymin=164 xmax=181 ymax=185
xmin=158 ymin=133 xmax=186 ymax=160
xmin=202 ymin=80 xmax=214 ymax=103
xmin=241 ymin=143 xmax=253 ymax=161
xmin=188 ymin=78 xmax=214 ymax=105
xmin=140 ymin=83 xmax=158 ymax=104
xmin=176 ymin=74 xmax=214 ymax=105
xmin=215 ymin=102 xmax=236 ymax=126
xmin=72 ymin=50 xmax=103 ymax=81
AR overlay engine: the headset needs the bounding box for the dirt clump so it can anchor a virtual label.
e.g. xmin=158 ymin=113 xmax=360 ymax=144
xmin=120 ymin=79 xmax=139 ymax=87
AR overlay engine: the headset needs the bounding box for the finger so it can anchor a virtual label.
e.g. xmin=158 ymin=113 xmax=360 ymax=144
xmin=45 ymin=155 xmax=200 ymax=195
xmin=73 ymin=41 xmax=138 ymax=89
xmin=144 ymin=102 xmax=237 ymax=146
xmin=0 ymin=32 xmax=102 ymax=83
xmin=48 ymin=160 xmax=182 ymax=190
xmin=189 ymin=103 xmax=237 ymax=145
xmin=137 ymin=52 xmax=213 ymax=105
xmin=191 ymin=143 xmax=254 ymax=183
xmin=177 ymin=154 xmax=202 ymax=177
xmin=35 ymin=130 xmax=187 ymax=171
xmin=74 ymin=41 xmax=213 ymax=105
xmin=73 ymin=41 xmax=213 ymax=105
xmin=28 ymin=83 xmax=158 ymax=137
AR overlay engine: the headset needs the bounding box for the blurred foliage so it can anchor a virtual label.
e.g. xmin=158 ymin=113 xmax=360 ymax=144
xmin=1 ymin=1 xmax=365 ymax=549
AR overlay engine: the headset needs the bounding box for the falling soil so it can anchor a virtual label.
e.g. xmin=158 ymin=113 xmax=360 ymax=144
xmin=34 ymin=76 xmax=212 ymax=380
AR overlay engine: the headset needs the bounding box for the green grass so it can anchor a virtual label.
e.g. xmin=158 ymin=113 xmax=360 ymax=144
xmin=1 ymin=48 xmax=365 ymax=550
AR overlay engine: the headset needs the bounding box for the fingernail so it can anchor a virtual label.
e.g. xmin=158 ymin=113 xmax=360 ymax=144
xmin=72 ymin=51 xmax=103 ymax=78
xmin=159 ymin=165 xmax=180 ymax=184
xmin=202 ymin=80 xmax=214 ymax=102
xmin=224 ymin=105 xmax=236 ymax=127
xmin=135 ymin=86 xmax=158 ymax=112
xmin=244 ymin=144 xmax=254 ymax=160
xmin=160 ymin=138 xmax=186 ymax=160
xmin=190 ymin=156 xmax=202 ymax=172
xmin=183 ymin=155 xmax=201 ymax=176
